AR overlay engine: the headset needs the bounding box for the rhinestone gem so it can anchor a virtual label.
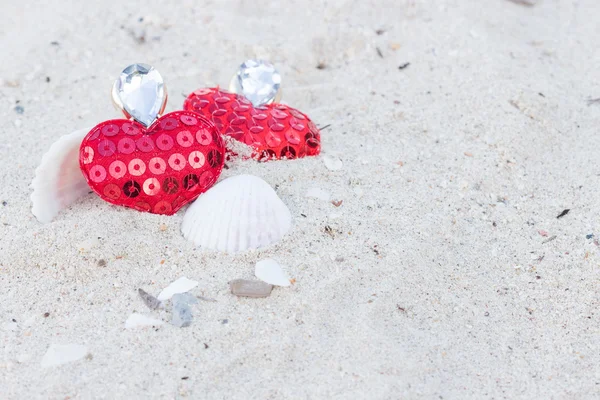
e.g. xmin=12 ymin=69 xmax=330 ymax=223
xmin=234 ymin=60 xmax=281 ymax=107
xmin=115 ymin=64 xmax=166 ymax=128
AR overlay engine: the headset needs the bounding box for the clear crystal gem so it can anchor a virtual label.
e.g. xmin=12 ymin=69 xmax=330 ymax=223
xmin=114 ymin=63 xmax=165 ymax=128
xmin=234 ymin=60 xmax=281 ymax=107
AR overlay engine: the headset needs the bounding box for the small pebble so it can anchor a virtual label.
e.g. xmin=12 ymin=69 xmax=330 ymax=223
xmin=171 ymin=293 xmax=195 ymax=328
xmin=586 ymin=234 xmax=594 ymax=239
xmin=138 ymin=288 xmax=162 ymax=310
xmin=14 ymin=105 xmax=24 ymax=114
xmin=230 ymin=279 xmax=273 ymax=298
xmin=96 ymin=259 xmax=106 ymax=267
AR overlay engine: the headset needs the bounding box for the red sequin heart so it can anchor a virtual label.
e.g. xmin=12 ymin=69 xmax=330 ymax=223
xmin=183 ymin=88 xmax=321 ymax=161
xmin=79 ymin=111 xmax=225 ymax=215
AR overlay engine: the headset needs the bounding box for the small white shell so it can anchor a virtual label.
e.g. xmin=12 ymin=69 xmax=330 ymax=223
xmin=40 ymin=344 xmax=89 ymax=368
xmin=181 ymin=175 xmax=292 ymax=253
xmin=31 ymin=128 xmax=90 ymax=223
xmin=255 ymin=258 xmax=291 ymax=287
xmin=157 ymin=276 xmax=199 ymax=301
xmin=124 ymin=313 xmax=165 ymax=329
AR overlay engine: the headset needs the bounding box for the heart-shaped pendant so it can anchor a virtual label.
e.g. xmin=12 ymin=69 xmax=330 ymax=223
xmin=184 ymin=88 xmax=320 ymax=161
xmin=80 ymin=111 xmax=224 ymax=215
xmin=77 ymin=64 xmax=225 ymax=215
xmin=183 ymin=60 xmax=321 ymax=161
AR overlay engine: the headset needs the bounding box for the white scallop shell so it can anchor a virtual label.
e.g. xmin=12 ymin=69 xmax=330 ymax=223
xmin=181 ymin=175 xmax=292 ymax=253
xmin=31 ymin=128 xmax=90 ymax=223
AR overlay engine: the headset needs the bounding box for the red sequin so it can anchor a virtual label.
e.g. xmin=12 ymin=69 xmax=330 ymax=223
xmin=183 ymin=88 xmax=321 ymax=161
xmin=79 ymin=111 xmax=225 ymax=215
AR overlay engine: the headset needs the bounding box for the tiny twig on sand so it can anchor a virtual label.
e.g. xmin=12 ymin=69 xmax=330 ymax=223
xmin=556 ymin=209 xmax=570 ymax=219
xmin=587 ymin=98 xmax=600 ymax=106
xmin=507 ymin=0 xmax=536 ymax=6
xmin=542 ymin=235 xmax=557 ymax=244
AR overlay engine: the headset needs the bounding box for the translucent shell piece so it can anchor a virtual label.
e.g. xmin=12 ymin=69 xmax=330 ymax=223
xmin=255 ymin=259 xmax=291 ymax=287
xmin=31 ymin=128 xmax=90 ymax=223
xmin=181 ymin=175 xmax=292 ymax=253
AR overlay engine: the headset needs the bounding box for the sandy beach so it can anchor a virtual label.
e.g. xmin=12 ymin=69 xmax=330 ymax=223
xmin=1 ymin=0 xmax=600 ymax=398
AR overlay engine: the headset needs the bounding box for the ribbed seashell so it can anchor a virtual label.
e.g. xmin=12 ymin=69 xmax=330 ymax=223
xmin=181 ymin=175 xmax=292 ymax=253
xmin=31 ymin=128 xmax=90 ymax=223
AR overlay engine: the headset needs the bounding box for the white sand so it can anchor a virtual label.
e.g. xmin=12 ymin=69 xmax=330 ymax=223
xmin=2 ymin=0 xmax=600 ymax=398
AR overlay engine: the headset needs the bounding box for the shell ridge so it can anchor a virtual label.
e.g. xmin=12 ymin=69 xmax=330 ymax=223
xmin=221 ymin=177 xmax=242 ymax=252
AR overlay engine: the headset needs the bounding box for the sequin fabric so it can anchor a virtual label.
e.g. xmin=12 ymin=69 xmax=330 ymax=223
xmin=79 ymin=111 xmax=225 ymax=215
xmin=183 ymin=88 xmax=321 ymax=161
